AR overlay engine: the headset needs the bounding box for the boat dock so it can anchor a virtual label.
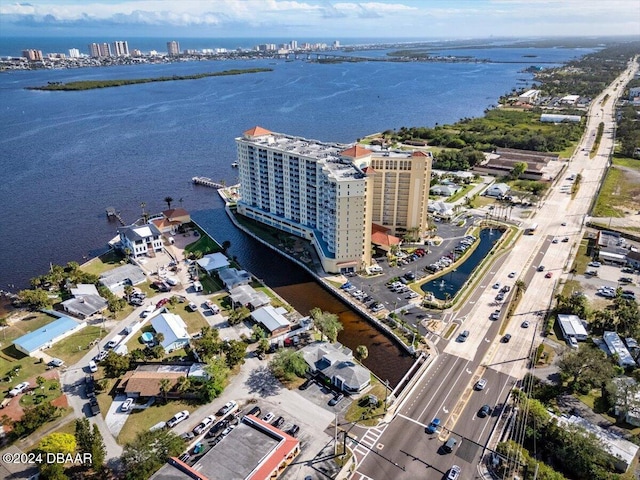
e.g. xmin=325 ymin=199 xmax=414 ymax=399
xmin=106 ymin=207 xmax=125 ymax=226
xmin=192 ymin=176 xmax=224 ymax=189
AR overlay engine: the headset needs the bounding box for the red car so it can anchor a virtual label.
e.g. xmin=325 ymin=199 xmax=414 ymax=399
xmin=545 ymin=272 xmax=553 ymax=278
xmin=156 ymin=298 xmax=170 ymax=309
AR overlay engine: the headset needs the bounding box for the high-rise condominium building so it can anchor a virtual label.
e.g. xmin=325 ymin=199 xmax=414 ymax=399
xmin=68 ymin=48 xmax=80 ymax=58
xmin=22 ymin=49 xmax=43 ymax=61
xmin=88 ymin=42 xmax=111 ymax=57
xmin=236 ymin=127 xmax=372 ymax=274
xmin=167 ymin=41 xmax=181 ymax=56
xmin=112 ymin=41 xmax=129 ymax=57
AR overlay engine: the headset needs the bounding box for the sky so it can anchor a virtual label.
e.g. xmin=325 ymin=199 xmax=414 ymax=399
xmin=0 ymin=0 xmax=639 ymax=39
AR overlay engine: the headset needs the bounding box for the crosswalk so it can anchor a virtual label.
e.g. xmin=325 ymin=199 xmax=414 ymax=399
xmin=350 ymin=424 xmax=388 ymax=468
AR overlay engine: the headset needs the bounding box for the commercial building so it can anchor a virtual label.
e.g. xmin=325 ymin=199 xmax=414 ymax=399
xmin=235 ymin=127 xmax=432 ymax=273
xmin=236 ymin=127 xmax=372 ymax=274
xmin=167 ymin=41 xmax=181 ymax=56
xmin=517 ymin=89 xmax=540 ymax=104
xmin=151 ymin=415 xmax=300 ymax=480
xmin=557 ymin=314 xmax=588 ymax=342
xmin=301 ymin=342 xmax=371 ymax=393
xmin=13 ymin=315 xmax=87 ymax=356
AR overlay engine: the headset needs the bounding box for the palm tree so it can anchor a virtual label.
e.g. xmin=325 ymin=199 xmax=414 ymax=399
xmin=176 ymin=376 xmax=191 ymax=394
xmin=356 ymin=345 xmax=369 ymax=361
xmin=159 ymin=378 xmax=171 ymax=403
xmin=123 ymin=285 xmax=134 ymax=302
xmin=164 ymin=196 xmax=174 ymax=209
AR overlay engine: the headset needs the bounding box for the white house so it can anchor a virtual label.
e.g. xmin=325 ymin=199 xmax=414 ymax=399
xmin=118 ymin=223 xmax=163 ymax=258
xmin=518 ymin=89 xmax=540 ymax=104
xmin=13 ymin=315 xmax=87 ymax=356
xmin=484 ymin=183 xmax=510 ymax=198
xmin=603 ymin=331 xmax=637 ymax=367
xmin=196 ymin=252 xmax=230 ymax=273
xmin=99 ymin=264 xmax=146 ymax=294
xmin=151 ymin=313 xmax=190 ymax=353
xmin=61 ymin=284 xmax=108 ymax=318
xmin=430 ymin=184 xmax=460 ymax=197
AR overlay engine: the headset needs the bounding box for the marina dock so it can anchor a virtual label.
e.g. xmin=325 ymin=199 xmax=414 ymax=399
xmin=105 ymin=207 xmax=125 ymax=226
xmin=192 ymin=176 xmax=224 ymax=189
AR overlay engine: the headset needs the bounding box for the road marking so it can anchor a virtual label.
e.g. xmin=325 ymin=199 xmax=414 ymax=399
xmin=396 ymin=413 xmax=428 ymax=429
xmin=443 ymin=407 xmax=449 ymax=413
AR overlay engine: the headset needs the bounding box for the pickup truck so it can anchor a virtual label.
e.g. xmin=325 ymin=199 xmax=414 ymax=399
xmin=89 ymin=397 xmax=100 ymax=416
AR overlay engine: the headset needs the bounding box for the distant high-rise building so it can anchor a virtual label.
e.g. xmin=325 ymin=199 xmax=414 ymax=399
xmin=333 ymin=40 xmax=340 ymax=48
xmin=112 ymin=41 xmax=129 ymax=57
xmin=89 ymin=42 xmax=111 ymax=57
xmin=167 ymin=41 xmax=180 ymax=56
xmin=22 ymin=49 xmax=43 ymax=61
xmin=290 ymin=40 xmax=298 ymax=50
xmin=68 ymin=48 xmax=80 ymax=58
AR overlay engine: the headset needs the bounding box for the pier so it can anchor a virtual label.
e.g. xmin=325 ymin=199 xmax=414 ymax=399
xmin=192 ymin=176 xmax=224 ymax=189
xmin=105 ymin=207 xmax=125 ymax=226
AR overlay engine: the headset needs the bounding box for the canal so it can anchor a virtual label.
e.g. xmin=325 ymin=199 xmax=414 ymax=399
xmin=191 ymin=201 xmax=414 ymax=388
xmin=421 ymin=227 xmax=505 ymax=300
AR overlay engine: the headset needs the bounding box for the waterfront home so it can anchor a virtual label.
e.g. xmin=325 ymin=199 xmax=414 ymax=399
xmin=251 ymin=305 xmax=290 ymax=337
xmin=99 ymin=264 xmax=146 ymax=294
xmin=150 ymin=208 xmax=191 ymax=235
xmin=301 ymin=342 xmax=371 ymax=394
xmin=229 ymin=285 xmax=270 ymax=310
xmin=151 ymin=312 xmax=190 ymax=353
xmin=219 ymin=268 xmax=252 ymax=290
xmin=61 ymin=283 xmax=108 ymax=318
xmin=118 ymin=223 xmax=164 ymax=258
xmin=196 ymin=252 xmax=230 ymax=273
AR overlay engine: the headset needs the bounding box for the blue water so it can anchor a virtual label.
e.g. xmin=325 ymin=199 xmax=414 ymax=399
xmin=0 ymin=44 xmax=593 ymax=290
xmin=421 ymin=228 xmax=505 ymax=300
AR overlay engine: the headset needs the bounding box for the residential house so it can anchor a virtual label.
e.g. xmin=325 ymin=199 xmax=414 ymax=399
xmin=151 ymin=313 xmax=190 ymax=353
xmin=229 ymin=285 xmax=270 ymax=310
xmin=118 ymin=223 xmax=163 ymax=258
xmin=151 ymin=208 xmax=191 ymax=235
xmin=251 ymin=305 xmax=290 ymax=337
xmin=119 ymin=364 xmax=205 ymax=399
xmin=603 ymin=331 xmax=637 ymax=367
xmin=484 ymin=183 xmax=510 ymax=198
xmin=13 ymin=315 xmax=87 ymax=356
xmin=301 ymin=342 xmax=371 ymax=394
xmin=430 ymin=184 xmax=460 ymax=197
xmin=557 ymin=314 xmax=588 ymax=342
xmin=196 ymin=252 xmax=230 ymax=273
xmin=61 ymin=284 xmax=108 ymax=318
xmin=218 ymin=268 xmax=252 ymax=290
xmin=99 ymin=264 xmax=146 ymax=294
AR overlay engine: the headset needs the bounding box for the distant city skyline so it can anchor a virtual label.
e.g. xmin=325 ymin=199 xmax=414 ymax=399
xmin=1 ymin=0 xmax=639 ymax=39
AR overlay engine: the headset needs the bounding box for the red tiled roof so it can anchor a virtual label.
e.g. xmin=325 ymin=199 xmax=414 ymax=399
xmin=370 ymin=223 xmax=401 ymax=247
xmin=412 ymin=150 xmax=429 ymax=157
xmin=340 ymin=145 xmax=372 ymax=158
xmin=247 ymin=417 xmax=300 ymax=480
xmin=244 ymin=126 xmax=272 ymax=137
xmin=362 ymin=166 xmax=376 ymax=173
xmin=163 ymin=208 xmax=190 ymax=219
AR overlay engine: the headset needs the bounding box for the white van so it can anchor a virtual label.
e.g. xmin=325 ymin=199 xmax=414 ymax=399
xmin=165 ymin=276 xmax=179 ymax=286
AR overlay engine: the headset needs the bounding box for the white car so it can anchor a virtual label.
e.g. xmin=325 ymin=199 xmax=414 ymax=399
xmin=492 ymin=283 xmax=500 ymax=289
xmin=88 ymin=360 xmax=98 ymax=373
xmin=9 ymin=382 xmax=30 ymax=397
xmin=475 ymin=379 xmax=487 ymax=391
xmin=193 ymin=415 xmax=215 ymax=435
xmin=121 ymin=398 xmax=134 ymax=412
xmin=508 ymin=271 xmax=516 ymax=278
xmin=218 ymin=401 xmax=237 ymax=416
xmin=167 ymin=410 xmax=190 ymax=428
xmin=94 ymin=350 xmax=108 ymax=362
xmin=262 ymin=412 xmax=275 ymax=423
xmin=447 ymin=465 xmax=461 ymax=480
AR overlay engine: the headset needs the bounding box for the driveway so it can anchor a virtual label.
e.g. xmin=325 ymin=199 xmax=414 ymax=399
xmin=105 ymin=394 xmax=131 ymax=437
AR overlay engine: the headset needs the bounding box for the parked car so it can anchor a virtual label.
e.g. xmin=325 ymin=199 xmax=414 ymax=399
xmin=193 ymin=415 xmax=215 ymax=435
xmin=537 ymin=265 xmax=545 ymax=272
xmin=206 ymin=420 xmax=229 ymax=438
xmin=492 ymin=282 xmax=500 ymax=289
xmin=89 ymin=397 xmax=100 ymax=416
xmin=588 ymin=261 xmax=602 ymax=267
xmin=167 ymin=410 xmax=190 ymax=428
xmin=47 ymin=358 xmax=64 ymax=368
xmin=287 ymin=424 xmax=300 ymax=437
xmin=508 ymin=271 xmax=516 ymax=278
xmin=545 ymin=272 xmax=553 ymax=278
xmin=271 ymin=416 xmax=285 ymax=428
xmin=188 ymin=302 xmax=198 ymax=312
xmin=180 ymin=432 xmax=195 ymax=442
xmin=105 ymin=340 xmax=118 ymax=349
xmin=85 ymin=375 xmax=95 ymax=397
xmin=490 ymin=310 xmax=500 ymax=321
xmin=94 ymin=350 xmax=108 ymax=362
xmin=88 ymin=360 xmax=98 ymax=373
xmin=193 ymin=442 xmax=204 ymax=454
xmin=521 ymin=321 xmax=530 ymax=328
xmin=426 ymin=417 xmax=440 ymax=434
xmin=262 ymin=412 xmax=275 ymax=423
xmin=9 ymin=382 xmax=30 ymax=397
xmin=329 ymin=393 xmax=344 ymax=406
xmin=121 ymin=398 xmax=134 ymax=412
xmin=447 ymin=465 xmax=461 ymax=480
xmin=156 ymin=298 xmax=170 ymax=309
xmin=218 ymin=401 xmax=237 ymax=416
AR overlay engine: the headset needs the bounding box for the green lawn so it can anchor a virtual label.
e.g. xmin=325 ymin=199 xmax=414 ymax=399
xmin=568 ymin=237 xmax=591 ymax=277
xmin=19 ymin=378 xmax=62 ymax=408
xmin=344 ymin=379 xmax=391 ymax=426
xmin=164 ymin=304 xmax=210 ymax=334
xmin=592 ymin=158 xmax=640 ymax=217
xmin=47 ymin=326 xmax=108 ymax=365
xmin=80 ymin=250 xmax=126 ymax=276
xmin=445 ymin=184 xmax=475 ymax=203
xmin=117 ymin=399 xmax=196 ymax=445
xmin=184 ymin=229 xmax=222 ymax=258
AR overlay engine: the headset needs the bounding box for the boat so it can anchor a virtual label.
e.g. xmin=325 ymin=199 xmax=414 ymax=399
xmin=231 ymin=162 xmax=238 ymax=168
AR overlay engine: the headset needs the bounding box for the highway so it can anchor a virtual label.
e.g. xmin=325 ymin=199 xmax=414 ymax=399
xmin=352 ymin=58 xmax=639 ymax=480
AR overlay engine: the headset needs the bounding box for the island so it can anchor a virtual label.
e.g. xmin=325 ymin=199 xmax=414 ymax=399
xmin=26 ymin=67 xmax=273 ymax=91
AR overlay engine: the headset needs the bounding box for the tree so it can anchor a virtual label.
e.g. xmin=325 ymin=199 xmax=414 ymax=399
xmin=510 ymin=161 xmax=528 ymax=179
xmin=155 ymin=332 xmax=165 ymax=345
xmin=102 ymin=351 xmax=131 ymax=378
xmin=310 ymin=307 xmax=343 ymax=342
xmin=121 ymin=429 xmax=184 ymax=480
xmin=256 ymin=338 xmax=270 ymax=356
xmin=164 ymin=196 xmax=174 ymax=209
xmin=123 ymin=284 xmax=134 ymax=302
xmin=252 ymin=324 xmax=267 ymax=342
xmin=18 ymin=288 xmax=52 ymax=310
xmin=201 ymin=357 xmax=229 ymax=402
xmin=75 ymin=418 xmax=92 ymax=462
xmin=356 ymin=345 xmax=369 ymax=361
xmin=38 ymin=432 xmax=76 ymax=455
xmin=36 ymin=375 xmax=46 ymax=388
xmin=176 ymin=376 xmax=191 ymax=394
xmin=159 ymin=378 xmax=171 ymax=403
xmin=12 ymin=402 xmax=59 ymax=438
xmin=224 ymin=339 xmax=248 ymax=368
xmin=558 ymin=344 xmax=614 ymax=393
xmin=90 ymin=423 xmax=106 ymax=470
xmin=269 ymin=349 xmax=308 ymax=381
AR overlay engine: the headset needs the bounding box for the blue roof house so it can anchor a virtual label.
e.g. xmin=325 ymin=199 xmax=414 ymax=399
xmin=13 ymin=316 xmax=87 ymax=356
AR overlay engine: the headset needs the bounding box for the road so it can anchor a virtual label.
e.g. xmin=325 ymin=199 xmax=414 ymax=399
xmin=352 ymin=59 xmax=638 ymax=480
